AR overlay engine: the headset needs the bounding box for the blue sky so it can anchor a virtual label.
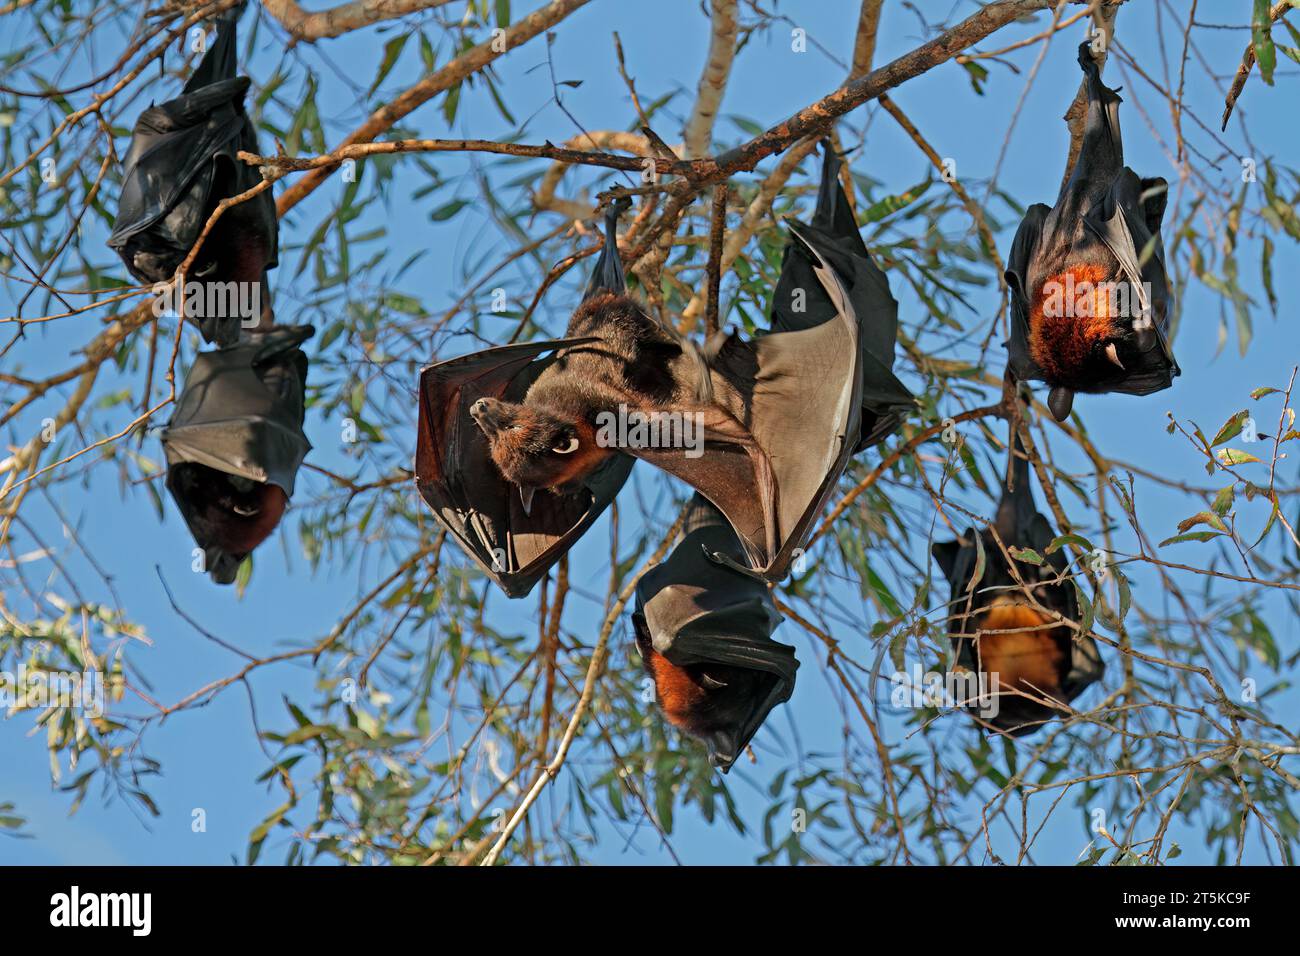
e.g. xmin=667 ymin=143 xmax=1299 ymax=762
xmin=2 ymin=0 xmax=1298 ymax=865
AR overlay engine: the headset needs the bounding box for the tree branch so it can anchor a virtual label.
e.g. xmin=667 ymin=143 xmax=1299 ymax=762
xmin=1221 ymin=0 xmax=1295 ymax=130
xmin=480 ymin=505 xmax=689 ymax=865
xmin=261 ymin=0 xmax=457 ymax=42
xmin=848 ymin=0 xmax=886 ymax=80
xmin=274 ymin=0 xmax=596 ymax=216
xmin=694 ymin=0 xmax=1074 ymax=186
xmin=684 ymin=0 xmax=739 ymax=159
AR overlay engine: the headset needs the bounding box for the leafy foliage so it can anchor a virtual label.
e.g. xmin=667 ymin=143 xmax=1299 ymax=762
xmin=1 ymin=0 xmax=1298 ymax=866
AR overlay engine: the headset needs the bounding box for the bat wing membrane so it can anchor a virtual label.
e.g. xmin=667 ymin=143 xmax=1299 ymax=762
xmin=772 ymin=145 xmax=914 ymax=451
xmin=1005 ymin=203 xmax=1051 ymax=383
xmin=414 ymin=338 xmax=633 ymax=598
xmin=628 ymin=229 xmax=861 ymax=580
xmin=160 ymin=325 xmax=313 ymax=493
xmin=1083 ymin=170 xmax=1179 ymax=395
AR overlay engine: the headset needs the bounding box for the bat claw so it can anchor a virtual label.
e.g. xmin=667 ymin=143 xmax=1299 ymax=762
xmin=1104 ymin=342 xmax=1125 ymax=370
xmin=1076 ymin=40 xmax=1099 ymax=73
xmin=701 ymin=328 xmax=730 ymax=362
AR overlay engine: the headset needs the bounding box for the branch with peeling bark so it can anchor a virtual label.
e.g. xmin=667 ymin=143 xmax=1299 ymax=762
xmin=683 ymin=0 xmax=739 ymax=159
xmin=696 ymin=0 xmax=1074 ymax=187
xmin=266 ymin=0 xmax=1073 ymax=225
xmin=261 ymin=0 xmax=457 ymax=43
xmin=251 ymin=0 xmax=1072 ymax=342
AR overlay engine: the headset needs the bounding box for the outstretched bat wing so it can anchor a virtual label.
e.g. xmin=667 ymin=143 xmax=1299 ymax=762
xmin=627 ymin=228 xmax=861 ymax=580
xmin=415 ymin=339 xmax=634 ymax=598
xmin=772 ymin=143 xmax=913 ymax=451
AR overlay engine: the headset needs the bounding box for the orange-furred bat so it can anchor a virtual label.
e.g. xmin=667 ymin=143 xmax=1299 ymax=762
xmin=632 ymin=494 xmax=795 ymax=771
xmin=931 ymin=423 xmax=1104 ymax=736
xmin=161 ymin=325 xmax=313 ymax=584
xmin=1006 ymin=42 xmax=1179 ymax=422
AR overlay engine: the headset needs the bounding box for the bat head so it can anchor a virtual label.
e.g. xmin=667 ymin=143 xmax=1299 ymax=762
xmin=633 ymin=620 xmax=784 ymax=771
xmin=470 ymin=397 xmax=612 ymax=496
xmin=1028 ymin=264 xmax=1124 ymax=378
xmin=972 ymin=601 xmax=1070 ymax=735
xmin=169 ymin=463 xmax=288 ymax=583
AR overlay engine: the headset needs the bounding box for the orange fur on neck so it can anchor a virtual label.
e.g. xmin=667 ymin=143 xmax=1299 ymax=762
xmin=976 ymin=603 xmax=1066 ymax=700
xmin=1028 ymin=263 xmax=1115 ymax=382
xmin=645 ymin=648 xmax=707 ymax=733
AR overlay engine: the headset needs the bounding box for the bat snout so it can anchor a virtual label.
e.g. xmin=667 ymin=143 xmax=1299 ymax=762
xmin=469 ymin=397 xmax=507 ymax=435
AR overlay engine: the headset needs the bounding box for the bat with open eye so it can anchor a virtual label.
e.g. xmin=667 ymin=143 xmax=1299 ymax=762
xmin=413 ymin=198 xmax=637 ymax=599
xmin=108 ymin=1 xmax=277 ymax=347
xmin=160 ymin=325 xmax=313 ymax=585
xmin=632 ymin=494 xmax=796 ymax=772
xmin=1006 ymin=41 xmax=1179 ymax=423
xmin=466 ymin=140 xmax=913 ymax=583
xmin=930 ymin=421 xmax=1104 ymax=736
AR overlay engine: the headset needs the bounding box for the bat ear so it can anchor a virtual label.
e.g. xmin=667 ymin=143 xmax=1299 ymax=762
xmin=1047 ymin=386 xmax=1074 ymax=422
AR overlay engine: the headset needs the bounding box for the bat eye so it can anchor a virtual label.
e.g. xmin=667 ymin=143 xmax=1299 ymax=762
xmin=552 ymin=436 xmax=579 ymax=455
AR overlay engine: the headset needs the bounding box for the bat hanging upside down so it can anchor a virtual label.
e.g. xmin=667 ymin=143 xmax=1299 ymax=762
xmin=418 ymin=139 xmax=913 ymax=596
xmin=1006 ymin=41 xmax=1179 ymax=422
xmin=638 ymin=647 xmax=784 ymax=765
xmin=467 ymin=288 xmax=701 ymax=514
xmin=414 ymin=139 xmax=907 ymax=765
xmin=931 ymin=420 xmax=1104 ymax=736
xmin=161 ymin=325 xmax=314 ymax=585
xmin=632 ymin=494 xmax=796 ymax=772
xmin=107 ymin=1 xmax=278 ymax=347
xmin=168 ymin=465 xmax=289 ymax=560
